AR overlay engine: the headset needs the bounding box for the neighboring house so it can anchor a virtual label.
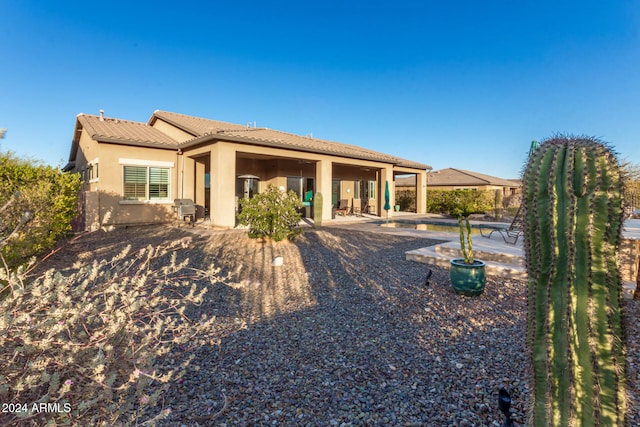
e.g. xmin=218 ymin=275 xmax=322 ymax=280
xmin=64 ymin=110 xmax=431 ymax=230
xmin=397 ymin=168 xmax=521 ymax=196
xmin=426 ymin=168 xmax=521 ymax=196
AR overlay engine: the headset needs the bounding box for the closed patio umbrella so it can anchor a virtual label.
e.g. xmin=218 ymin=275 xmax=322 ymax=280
xmin=384 ymin=180 xmax=391 ymax=224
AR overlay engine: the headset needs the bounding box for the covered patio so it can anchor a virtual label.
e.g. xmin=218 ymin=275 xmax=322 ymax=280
xmin=178 ymin=141 xmax=428 ymax=228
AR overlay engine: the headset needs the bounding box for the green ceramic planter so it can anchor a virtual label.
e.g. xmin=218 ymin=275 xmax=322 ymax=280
xmin=450 ymin=259 xmax=486 ymax=296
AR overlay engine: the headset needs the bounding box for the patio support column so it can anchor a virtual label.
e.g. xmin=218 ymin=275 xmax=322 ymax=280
xmin=316 ymin=158 xmax=332 ymax=222
xmin=416 ymin=171 xmax=427 ymax=214
xmin=209 ymin=143 xmax=237 ymax=227
xmin=182 ymin=157 xmax=195 ymax=200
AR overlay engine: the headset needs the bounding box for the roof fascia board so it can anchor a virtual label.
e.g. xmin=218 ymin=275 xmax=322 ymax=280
xmin=96 ymin=137 xmax=178 ymax=150
xmin=179 ymin=134 xmax=428 ymax=170
xmin=67 ymin=116 xmax=85 ymax=162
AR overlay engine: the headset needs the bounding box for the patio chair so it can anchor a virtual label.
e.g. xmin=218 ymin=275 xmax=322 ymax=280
xmin=354 ymin=199 xmax=370 ymax=217
xmin=335 ymin=199 xmax=350 ymax=216
xmin=480 ymin=206 xmax=523 ymax=244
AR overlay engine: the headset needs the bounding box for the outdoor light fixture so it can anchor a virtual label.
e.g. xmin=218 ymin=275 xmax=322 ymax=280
xmin=498 ymin=388 xmax=514 ymax=427
xmin=424 ymin=268 xmax=432 ymax=286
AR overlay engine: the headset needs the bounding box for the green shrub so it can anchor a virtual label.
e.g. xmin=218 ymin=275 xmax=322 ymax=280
xmin=395 ymin=189 xmax=416 ymax=212
xmin=426 ymin=189 xmax=493 ymax=216
xmin=0 ymin=152 xmax=81 ymax=269
xmin=0 ymin=240 xmax=220 ymax=426
xmin=237 ymin=184 xmax=303 ymax=241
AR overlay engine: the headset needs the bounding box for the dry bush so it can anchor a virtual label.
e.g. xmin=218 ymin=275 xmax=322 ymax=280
xmin=0 ymin=241 xmax=221 ymax=426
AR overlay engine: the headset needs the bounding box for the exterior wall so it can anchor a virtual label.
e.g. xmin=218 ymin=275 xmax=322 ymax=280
xmin=428 ymin=184 xmax=501 ymax=191
xmin=381 ymin=167 xmax=394 ymax=216
xmin=181 ymin=156 xmax=196 ymax=200
xmin=151 ymin=119 xmax=194 ymax=142
xmin=76 ymin=133 xmax=178 ymax=228
xmin=332 ymin=164 xmax=377 ymax=214
xmin=416 ymin=172 xmax=427 ymax=214
xmin=75 ymin=131 xmax=99 ymax=192
xmin=427 ymin=184 xmax=520 ymax=196
xmin=72 ymin=128 xmax=427 ymax=228
xmin=101 ymin=143 xmax=177 ymax=226
xmin=209 ymin=143 xmax=237 ymax=227
xmin=316 ymin=158 xmax=332 ymax=221
xmin=84 ymin=191 xmax=100 ymax=231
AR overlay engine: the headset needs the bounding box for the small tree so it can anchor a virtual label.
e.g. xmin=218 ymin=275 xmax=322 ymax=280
xmin=237 ymin=184 xmax=303 ymax=241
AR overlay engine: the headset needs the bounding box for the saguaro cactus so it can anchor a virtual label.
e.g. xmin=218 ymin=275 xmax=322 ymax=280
xmin=522 ymin=136 xmax=626 ymax=426
xmin=313 ymin=192 xmax=323 ymax=227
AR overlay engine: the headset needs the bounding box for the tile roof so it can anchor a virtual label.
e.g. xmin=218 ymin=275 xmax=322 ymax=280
xmin=69 ymin=111 xmax=429 ymax=170
xmin=427 ymin=168 xmax=521 ymax=187
xmin=77 ymin=114 xmax=178 ymax=147
xmin=151 ymin=110 xmax=429 ymax=169
xmin=148 ymin=111 xmax=250 ymax=139
xmin=395 ymin=176 xmax=417 ymax=187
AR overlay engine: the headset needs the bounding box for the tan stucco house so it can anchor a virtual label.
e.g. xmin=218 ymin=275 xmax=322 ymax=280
xmin=397 ymin=168 xmax=521 ymax=195
xmin=64 ymin=110 xmax=430 ymax=230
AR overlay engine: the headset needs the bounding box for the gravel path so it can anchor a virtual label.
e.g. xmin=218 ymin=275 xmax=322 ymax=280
xmin=34 ymin=224 xmax=640 ymax=426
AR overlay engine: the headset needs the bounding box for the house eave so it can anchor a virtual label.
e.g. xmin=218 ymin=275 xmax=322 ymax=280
xmin=179 ymin=134 xmax=429 ymax=170
xmin=95 ymin=137 xmax=178 ymax=150
xmin=62 ymin=161 xmax=75 ymax=172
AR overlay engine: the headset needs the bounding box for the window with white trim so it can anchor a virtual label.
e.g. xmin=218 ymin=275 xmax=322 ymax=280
xmin=368 ymin=180 xmax=376 ymax=199
xmin=123 ymin=166 xmax=170 ymax=201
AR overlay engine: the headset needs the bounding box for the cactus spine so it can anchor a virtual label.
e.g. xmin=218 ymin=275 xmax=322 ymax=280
xmin=313 ymin=192 xmax=323 ymax=227
xmin=522 ymin=136 xmax=625 ymax=426
xmin=458 ymin=215 xmax=474 ymax=264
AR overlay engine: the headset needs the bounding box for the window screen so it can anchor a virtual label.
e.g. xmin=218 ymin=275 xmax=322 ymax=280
xmin=123 ymin=166 xmax=147 ymax=200
xmin=149 ymin=167 xmax=169 ymax=199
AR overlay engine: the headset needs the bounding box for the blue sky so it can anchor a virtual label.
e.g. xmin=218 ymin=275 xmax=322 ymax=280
xmin=1 ymin=1 xmax=639 ymax=178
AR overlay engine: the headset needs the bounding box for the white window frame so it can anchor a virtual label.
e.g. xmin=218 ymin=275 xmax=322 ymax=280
xmin=88 ymin=157 xmax=99 ymax=183
xmin=119 ymin=159 xmax=173 ymax=204
xmin=368 ymin=180 xmax=376 ymax=199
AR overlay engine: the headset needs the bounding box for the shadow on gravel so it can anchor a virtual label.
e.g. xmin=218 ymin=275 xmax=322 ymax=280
xmin=168 ymin=227 xmax=530 ymax=426
xmin=30 ymin=225 xmax=530 ymax=426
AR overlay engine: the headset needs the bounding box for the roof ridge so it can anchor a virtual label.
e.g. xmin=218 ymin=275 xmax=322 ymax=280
xmin=149 ymin=110 xmax=429 ymax=169
xmin=216 ymin=127 xmax=270 ymax=133
xmin=80 ymin=113 xmax=149 ymax=126
xmin=253 ymin=127 xmax=402 ymax=160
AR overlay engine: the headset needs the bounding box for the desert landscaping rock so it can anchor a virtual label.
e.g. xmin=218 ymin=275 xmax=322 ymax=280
xmin=34 ymin=224 xmax=640 ymax=426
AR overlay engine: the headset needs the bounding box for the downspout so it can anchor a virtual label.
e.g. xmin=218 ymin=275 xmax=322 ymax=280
xmin=177 ymin=149 xmax=184 ymax=199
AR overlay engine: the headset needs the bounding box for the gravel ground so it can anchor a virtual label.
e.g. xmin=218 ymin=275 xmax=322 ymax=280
xmin=33 ymin=223 xmax=640 ymax=426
